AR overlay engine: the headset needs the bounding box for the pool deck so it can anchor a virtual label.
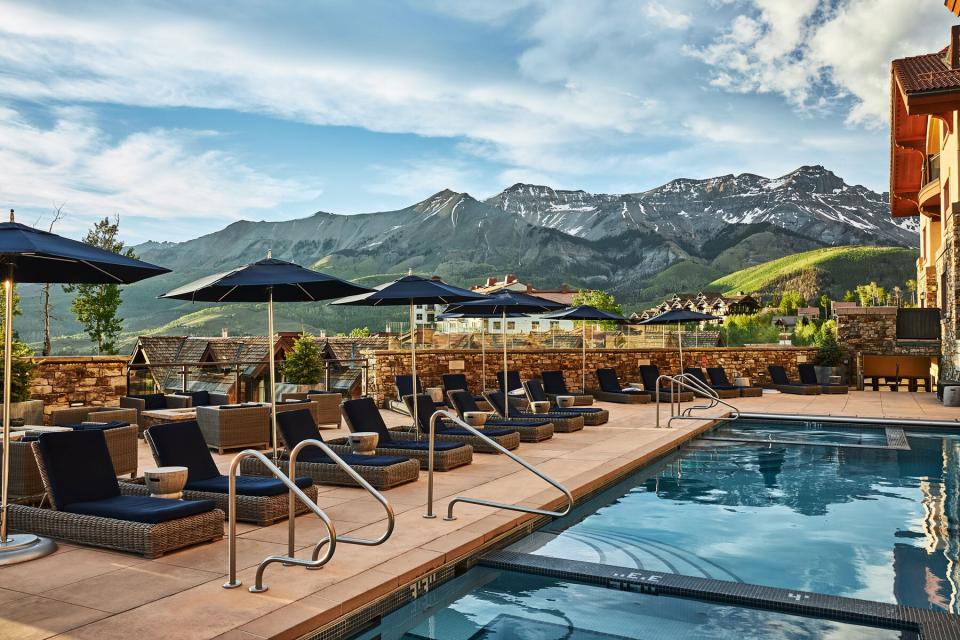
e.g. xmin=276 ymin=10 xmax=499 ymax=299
xmin=2 ymin=390 xmax=954 ymax=640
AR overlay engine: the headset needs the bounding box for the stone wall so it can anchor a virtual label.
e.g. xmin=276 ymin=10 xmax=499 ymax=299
xmin=835 ymin=307 xmax=940 ymax=382
xmin=366 ymin=346 xmax=818 ymax=406
xmin=29 ymin=356 xmax=128 ymax=420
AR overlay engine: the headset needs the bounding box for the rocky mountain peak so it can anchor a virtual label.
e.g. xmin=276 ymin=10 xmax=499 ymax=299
xmin=778 ymin=165 xmax=845 ymax=194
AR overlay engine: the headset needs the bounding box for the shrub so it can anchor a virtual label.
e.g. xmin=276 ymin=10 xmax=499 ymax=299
xmin=0 ymin=339 xmax=37 ymax=403
xmin=720 ymin=313 xmax=779 ymax=346
xmin=282 ymin=334 xmax=325 ymax=385
xmin=814 ymin=325 xmax=843 ymax=367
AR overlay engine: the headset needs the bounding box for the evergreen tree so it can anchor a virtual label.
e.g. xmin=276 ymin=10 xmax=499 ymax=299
xmin=283 ymin=334 xmax=325 ymax=385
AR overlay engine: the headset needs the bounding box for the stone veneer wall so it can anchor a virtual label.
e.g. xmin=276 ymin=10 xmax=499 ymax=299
xmin=366 ymin=347 xmax=818 ymax=406
xmin=29 ymin=356 xmax=129 ymax=420
xmin=834 ymin=307 xmax=940 ymax=382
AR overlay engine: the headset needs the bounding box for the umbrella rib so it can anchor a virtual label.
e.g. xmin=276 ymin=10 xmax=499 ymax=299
xmin=217 ymin=286 xmax=239 ymax=302
xmin=77 ymin=259 xmax=124 ymax=283
xmin=295 ymin=283 xmax=316 ymax=301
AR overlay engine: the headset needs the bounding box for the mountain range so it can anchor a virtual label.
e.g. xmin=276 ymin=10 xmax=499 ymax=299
xmin=21 ymin=165 xmax=918 ymax=353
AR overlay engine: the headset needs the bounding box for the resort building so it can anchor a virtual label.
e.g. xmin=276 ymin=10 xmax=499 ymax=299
xmin=438 ymin=274 xmax=577 ymax=333
xmin=632 ymin=291 xmax=761 ymax=321
xmin=891 ymin=24 xmax=960 ymax=377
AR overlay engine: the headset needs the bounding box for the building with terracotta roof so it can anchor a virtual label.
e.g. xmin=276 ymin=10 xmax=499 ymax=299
xmin=631 ymin=291 xmax=761 ymax=321
xmin=890 ymin=22 xmax=960 ymax=376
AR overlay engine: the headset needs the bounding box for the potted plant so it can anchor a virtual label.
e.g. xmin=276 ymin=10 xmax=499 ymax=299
xmin=0 ymin=338 xmax=41 ymax=424
xmin=280 ymin=333 xmax=326 ymax=393
xmin=813 ymin=329 xmax=845 ymax=384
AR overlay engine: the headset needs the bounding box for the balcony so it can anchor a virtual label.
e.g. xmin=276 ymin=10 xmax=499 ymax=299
xmin=917 ymin=153 xmax=941 ymax=213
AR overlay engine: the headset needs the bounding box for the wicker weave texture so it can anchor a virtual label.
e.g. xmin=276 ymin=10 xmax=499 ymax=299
xmin=240 ymin=455 xmax=419 ymax=490
xmin=196 ymin=405 xmax=270 ymax=453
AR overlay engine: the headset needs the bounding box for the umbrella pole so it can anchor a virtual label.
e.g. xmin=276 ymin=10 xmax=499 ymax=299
xmin=0 ymin=263 xmax=55 ymax=564
xmin=503 ymin=310 xmax=508 ymax=419
xmin=678 ymin=322 xmax=683 ymax=371
xmin=582 ymin=323 xmax=586 ymax=394
xmin=268 ymin=287 xmax=278 ymax=462
xmin=410 ymin=301 xmax=418 ymax=434
xmin=481 ymin=323 xmax=486 ymax=391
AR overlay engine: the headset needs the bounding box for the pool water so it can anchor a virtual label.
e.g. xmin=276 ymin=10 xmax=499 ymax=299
xmin=521 ymin=425 xmax=960 ymax=612
xmin=708 ymin=421 xmax=890 ymax=447
xmin=352 ymin=568 xmax=905 ymax=639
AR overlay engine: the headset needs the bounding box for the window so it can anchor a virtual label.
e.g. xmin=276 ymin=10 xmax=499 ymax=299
xmin=507 ymin=321 xmax=516 ymax=330
xmin=531 ymin=321 xmax=540 ymax=330
xmin=493 ymin=321 xmax=502 ymax=330
xmin=550 ymin=321 xmax=559 ymax=329
xmin=415 ymin=314 xmax=423 ymax=321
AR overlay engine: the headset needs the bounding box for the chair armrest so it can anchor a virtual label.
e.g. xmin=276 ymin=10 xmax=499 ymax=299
xmin=91 ymin=407 xmax=138 ymax=426
xmin=165 ymin=395 xmax=192 ymax=409
xmin=49 ymin=406 xmax=91 ymax=426
xmin=120 ymin=397 xmax=145 ymax=412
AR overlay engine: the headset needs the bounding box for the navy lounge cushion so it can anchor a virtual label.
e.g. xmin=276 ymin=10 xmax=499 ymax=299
xmin=66 ymin=420 xmax=129 ymax=431
xmin=146 ymin=420 xmax=221 ymax=483
xmin=768 ymin=365 xmax=792 ymax=385
xmin=296 ymin=448 xmax=409 ymax=466
xmin=541 ymin=371 xmax=570 ymax=395
xmin=525 ymin=379 xmax=549 ymax=402
xmin=395 ymin=375 xmax=423 ymax=399
xmin=176 ymin=390 xmax=211 ymax=406
xmin=130 ymin=393 xmax=166 ymax=411
xmin=341 ymin=398 xmax=394 ymax=443
xmin=497 ymin=370 xmax=523 ymax=392
xmin=37 ymin=430 xmax=120 ymax=509
xmin=797 ymin=364 xmax=820 ymax=385
xmin=486 ymin=391 xmax=569 ymax=420
xmin=596 ymin=368 xmax=624 ymax=393
xmin=67 ymin=494 xmax=215 ymax=524
xmin=438 ymin=425 xmax=518 ymax=438
xmin=385 ymin=440 xmax=465 ymax=452
xmin=707 ymin=367 xmax=732 ymax=387
xmin=277 ymin=408 xmax=325 ymax=448
xmin=448 ymin=389 xmax=482 ymax=415
xmin=441 ymin=373 xmax=468 ymax=393
xmin=186 ymin=474 xmax=312 ymax=496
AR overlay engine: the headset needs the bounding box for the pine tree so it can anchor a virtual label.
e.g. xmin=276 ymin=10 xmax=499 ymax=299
xmin=283 ymin=334 xmax=325 ymax=385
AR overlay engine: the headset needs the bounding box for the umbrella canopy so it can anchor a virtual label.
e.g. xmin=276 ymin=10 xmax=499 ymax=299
xmin=539 ymin=305 xmax=630 ymax=393
xmin=638 ymin=309 xmax=720 ymax=371
xmin=449 ymin=292 xmax=563 ymax=417
xmin=160 ymin=254 xmax=372 ymax=461
xmin=0 ymin=212 xmax=170 ymax=566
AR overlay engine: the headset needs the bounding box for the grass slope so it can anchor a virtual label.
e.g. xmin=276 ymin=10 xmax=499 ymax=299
xmin=709 ymin=246 xmax=918 ymax=298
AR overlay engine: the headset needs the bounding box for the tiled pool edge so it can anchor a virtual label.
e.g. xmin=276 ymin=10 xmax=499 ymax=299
xmin=294 ymin=419 xmax=721 ymax=640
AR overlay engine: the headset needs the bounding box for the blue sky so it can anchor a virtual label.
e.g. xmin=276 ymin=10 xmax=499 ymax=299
xmin=0 ymin=0 xmax=950 ymax=243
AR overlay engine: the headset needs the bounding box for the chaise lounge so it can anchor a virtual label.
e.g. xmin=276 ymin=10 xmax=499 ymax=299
xmin=639 ymin=365 xmax=695 ymax=403
xmin=593 ymin=368 xmax=651 ymax=404
xmin=768 ymin=365 xmax=821 ymax=395
xmin=339 ymin=397 xmax=474 ymax=471
xmin=706 ymin=367 xmax=764 ymax=398
xmin=542 ymin=370 xmax=595 ymax=406
xmin=523 ymin=379 xmax=608 ymax=425
xmin=415 ymin=390 xmax=523 ymax=452
xmin=392 ymin=374 xmax=448 ymax=414
xmin=798 ymin=363 xmax=849 ymax=394
xmin=243 ymin=409 xmax=420 ymax=490
xmin=8 ymin=430 xmax=222 ymax=558
xmin=444 ymin=391 xmax=553 ymax=443
xmin=144 ymin=420 xmax=318 ymax=525
xmin=682 ymin=368 xmax=741 ymax=399
xmin=441 ymin=373 xmax=491 ymax=410
xmin=485 ymin=390 xmax=583 ymax=433
xmin=496 ymin=370 xmax=530 ymax=408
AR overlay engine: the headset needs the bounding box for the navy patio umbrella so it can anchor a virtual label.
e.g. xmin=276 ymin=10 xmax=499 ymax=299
xmin=331 ymin=274 xmax=487 ymax=431
xmin=638 ymin=308 xmax=719 ymax=371
xmin=0 ymin=210 xmax=171 ymax=566
xmin=445 ymin=291 xmax=563 ymax=418
xmin=160 ymin=252 xmax=372 ymax=459
xmin=539 ymin=305 xmax=630 ymax=394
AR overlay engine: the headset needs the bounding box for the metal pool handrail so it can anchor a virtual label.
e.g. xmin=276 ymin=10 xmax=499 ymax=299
xmin=287 ymin=438 xmax=396 ymax=566
xmin=655 ymin=374 xmax=740 ymax=428
xmin=223 ymin=449 xmax=337 ymax=593
xmin=423 ymin=409 xmax=573 ymax=521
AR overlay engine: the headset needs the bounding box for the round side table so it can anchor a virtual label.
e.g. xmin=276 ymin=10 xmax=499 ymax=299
xmin=555 ymin=395 xmax=575 ymax=409
xmin=463 ymin=412 xmax=488 ymax=428
xmin=347 ymin=432 xmax=379 ymax=455
xmin=143 ymin=466 xmax=188 ymax=499
xmin=733 ymin=377 xmax=751 ymax=388
xmin=530 ymin=401 xmax=551 ymax=414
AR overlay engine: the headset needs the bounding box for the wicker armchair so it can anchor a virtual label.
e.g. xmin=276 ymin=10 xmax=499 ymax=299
xmin=195 ymin=404 xmax=270 ymax=453
xmin=120 ymin=393 xmax=191 ymax=422
xmin=50 ymin=406 xmax=138 ymax=429
xmin=278 ymin=392 xmax=342 ymax=428
xmin=1 ymin=440 xmax=45 ymax=503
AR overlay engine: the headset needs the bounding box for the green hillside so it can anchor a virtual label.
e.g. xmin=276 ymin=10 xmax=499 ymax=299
xmin=708 ymin=246 xmax=918 ymax=299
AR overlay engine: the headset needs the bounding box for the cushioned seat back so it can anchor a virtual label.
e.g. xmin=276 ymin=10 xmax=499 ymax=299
xmin=442 ymin=373 xmax=469 ymax=394
xmin=403 ymin=393 xmax=438 ymax=433
xmin=638 ymin=365 xmax=661 ymax=390
xmin=177 ymin=390 xmax=210 ymax=406
xmin=496 ymin=370 xmax=522 ymax=393
xmin=485 ymin=391 xmax=509 ymax=416
xmin=448 ymin=389 xmax=480 ymax=415
xmin=797 ymin=364 xmax=818 ymax=385
xmin=706 ymin=367 xmax=731 ymax=387
xmin=37 ymin=430 xmax=121 ymax=510
xmin=683 ymin=368 xmax=709 ymax=386
xmin=277 ymin=409 xmax=323 ymax=451
xmin=541 ymin=370 xmax=569 ymax=395
xmin=341 ymin=398 xmax=393 ymax=443
xmin=395 ymin=375 xmax=424 ymax=400
xmin=596 ymin=368 xmax=622 ymax=393
xmin=146 ymin=420 xmax=221 ymax=483
xmin=525 ymin=379 xmax=549 ymax=403
xmin=130 ymin=393 xmax=166 ymax=410
xmin=768 ymin=365 xmax=790 ymax=385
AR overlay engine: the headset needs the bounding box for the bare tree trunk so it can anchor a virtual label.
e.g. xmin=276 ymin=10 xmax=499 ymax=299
xmin=41 ymin=205 xmax=65 ymax=356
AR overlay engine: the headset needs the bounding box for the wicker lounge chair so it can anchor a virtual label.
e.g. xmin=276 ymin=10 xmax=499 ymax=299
xmin=144 ymin=420 xmax=318 ymax=526
xmin=195 ymin=403 xmax=270 ymax=453
xmin=444 ymin=390 xmax=550 ymax=444
xmin=7 ymin=430 xmax=223 ymax=558
xmin=485 ymin=390 xmax=581 ymax=434
xmin=120 ymin=393 xmax=191 ymax=423
xmin=243 ymin=409 xmax=420 ymax=490
xmin=338 ymin=398 xmax=473 ymax=471
xmin=798 ymin=364 xmax=849 ymax=394
xmin=405 ymin=391 xmax=522 ymax=453
xmin=706 ymin=367 xmax=763 ymax=397
xmin=682 ymin=368 xmax=740 ymax=399
xmin=391 ymin=375 xmax=446 ymax=414
xmin=496 ymin=370 xmax=530 ymax=409
xmin=768 ymin=365 xmax=821 ymax=394
xmin=541 ymin=370 xmax=594 ymax=406
xmin=593 ymin=368 xmax=651 ymax=404
xmin=638 ymin=365 xmax=695 ymax=402
xmin=523 ymin=379 xmax=609 ymax=425
xmin=441 ymin=373 xmax=491 ymax=410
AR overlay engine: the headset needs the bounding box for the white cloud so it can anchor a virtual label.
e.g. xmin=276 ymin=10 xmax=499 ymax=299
xmin=0 ymin=105 xmax=309 ymax=235
xmin=645 ymin=2 xmax=691 ymax=29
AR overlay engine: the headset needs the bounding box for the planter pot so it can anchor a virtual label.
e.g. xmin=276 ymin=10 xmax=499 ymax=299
xmin=814 ymin=366 xmax=845 ymax=385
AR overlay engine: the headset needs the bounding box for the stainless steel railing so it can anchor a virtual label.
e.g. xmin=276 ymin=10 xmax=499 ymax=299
xmin=655 ymin=373 xmax=740 ymax=428
xmin=223 ymin=450 xmax=336 ymax=593
xmin=287 ymin=439 xmax=395 ymax=569
xmin=423 ymin=410 xmax=573 ymax=521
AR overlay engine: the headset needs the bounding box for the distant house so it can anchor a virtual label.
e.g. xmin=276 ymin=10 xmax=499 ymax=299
xmin=632 ymin=291 xmax=761 ymax=321
xmin=797 ymin=306 xmax=821 ymax=320
xmin=439 ymin=274 xmax=577 ymax=334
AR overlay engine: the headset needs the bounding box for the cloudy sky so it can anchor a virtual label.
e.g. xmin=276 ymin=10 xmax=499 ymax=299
xmin=0 ymin=0 xmax=950 ymax=242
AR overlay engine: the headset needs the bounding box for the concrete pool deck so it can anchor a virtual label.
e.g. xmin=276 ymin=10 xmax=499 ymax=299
xmin=1 ymin=390 xmax=954 ymax=640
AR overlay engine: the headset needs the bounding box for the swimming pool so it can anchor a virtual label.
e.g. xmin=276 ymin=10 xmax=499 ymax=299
xmin=347 ymin=419 xmax=960 ymax=639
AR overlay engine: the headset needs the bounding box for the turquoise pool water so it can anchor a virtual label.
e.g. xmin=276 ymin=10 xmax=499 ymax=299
xmin=352 ymin=568 xmax=905 ymax=639
xmin=523 ymin=424 xmax=960 ymax=612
